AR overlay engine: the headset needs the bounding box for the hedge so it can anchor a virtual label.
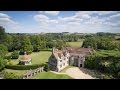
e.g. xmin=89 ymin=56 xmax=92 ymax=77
xmin=40 ymin=49 xmax=52 ymax=51
xmin=5 ymin=64 xmax=45 ymax=70
xmin=85 ymin=55 xmax=120 ymax=78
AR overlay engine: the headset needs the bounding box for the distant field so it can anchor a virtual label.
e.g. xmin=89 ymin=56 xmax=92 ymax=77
xmin=32 ymin=71 xmax=73 ymax=79
xmin=10 ymin=51 xmax=52 ymax=65
xmin=67 ymin=40 xmax=84 ymax=48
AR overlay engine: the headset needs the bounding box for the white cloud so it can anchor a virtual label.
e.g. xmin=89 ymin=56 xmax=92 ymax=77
xmin=33 ymin=11 xmax=120 ymax=33
xmin=34 ymin=14 xmax=49 ymax=23
xmin=0 ymin=13 xmax=22 ymax=33
xmin=76 ymin=11 xmax=93 ymax=16
xmin=96 ymin=11 xmax=117 ymax=15
xmin=0 ymin=13 xmax=10 ymax=18
xmin=45 ymin=11 xmax=59 ymax=16
xmin=38 ymin=11 xmax=44 ymax=13
xmin=34 ymin=14 xmax=59 ymax=26
xmin=38 ymin=11 xmax=60 ymax=16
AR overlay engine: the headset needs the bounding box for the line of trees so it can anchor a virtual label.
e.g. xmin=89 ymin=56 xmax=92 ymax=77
xmin=0 ymin=26 xmax=86 ymax=55
xmin=82 ymin=36 xmax=120 ymax=50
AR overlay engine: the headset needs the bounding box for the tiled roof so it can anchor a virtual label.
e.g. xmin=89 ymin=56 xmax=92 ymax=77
xmin=21 ymin=54 xmax=31 ymax=61
xmin=53 ymin=47 xmax=92 ymax=60
xmin=62 ymin=47 xmax=92 ymax=53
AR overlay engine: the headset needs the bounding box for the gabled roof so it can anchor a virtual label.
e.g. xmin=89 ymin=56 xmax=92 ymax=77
xmin=52 ymin=47 xmax=92 ymax=60
xmin=62 ymin=47 xmax=92 ymax=52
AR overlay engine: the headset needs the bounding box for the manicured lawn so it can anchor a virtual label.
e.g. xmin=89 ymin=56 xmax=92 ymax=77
xmin=4 ymin=51 xmax=52 ymax=76
xmin=67 ymin=40 xmax=84 ymax=48
xmin=94 ymin=50 xmax=120 ymax=57
xmin=31 ymin=51 xmax=52 ymax=64
xmin=10 ymin=51 xmax=52 ymax=65
xmin=32 ymin=71 xmax=73 ymax=79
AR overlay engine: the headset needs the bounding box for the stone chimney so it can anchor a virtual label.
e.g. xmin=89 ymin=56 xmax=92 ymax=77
xmin=52 ymin=47 xmax=55 ymax=54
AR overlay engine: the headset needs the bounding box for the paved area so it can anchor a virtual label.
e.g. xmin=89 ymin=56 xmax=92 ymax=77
xmin=65 ymin=67 xmax=95 ymax=79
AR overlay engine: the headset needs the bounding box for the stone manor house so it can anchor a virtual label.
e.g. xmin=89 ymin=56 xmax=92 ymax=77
xmin=48 ymin=47 xmax=93 ymax=72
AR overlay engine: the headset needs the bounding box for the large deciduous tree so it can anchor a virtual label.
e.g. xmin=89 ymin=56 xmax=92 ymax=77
xmin=20 ymin=35 xmax=33 ymax=54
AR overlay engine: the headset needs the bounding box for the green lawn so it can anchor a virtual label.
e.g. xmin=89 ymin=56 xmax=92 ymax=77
xmin=4 ymin=51 xmax=52 ymax=76
xmin=60 ymin=66 xmax=75 ymax=73
xmin=94 ymin=50 xmax=120 ymax=57
xmin=10 ymin=51 xmax=52 ymax=65
xmin=31 ymin=71 xmax=73 ymax=79
xmin=67 ymin=40 xmax=84 ymax=48
xmin=31 ymin=51 xmax=52 ymax=64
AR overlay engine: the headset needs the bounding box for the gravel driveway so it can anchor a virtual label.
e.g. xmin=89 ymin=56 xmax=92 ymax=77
xmin=65 ymin=67 xmax=95 ymax=79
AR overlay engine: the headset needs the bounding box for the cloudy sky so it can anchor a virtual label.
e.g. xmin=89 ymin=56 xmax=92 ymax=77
xmin=0 ymin=11 xmax=120 ymax=33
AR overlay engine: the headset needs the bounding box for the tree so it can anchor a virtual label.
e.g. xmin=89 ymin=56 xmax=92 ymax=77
xmin=30 ymin=35 xmax=41 ymax=52
xmin=0 ymin=26 xmax=6 ymax=44
xmin=20 ymin=35 xmax=33 ymax=54
xmin=3 ymin=34 xmax=13 ymax=51
xmin=40 ymin=41 xmax=46 ymax=49
xmin=46 ymin=41 xmax=56 ymax=48
xmin=11 ymin=51 xmax=19 ymax=59
xmin=0 ymin=56 xmax=6 ymax=71
xmin=0 ymin=44 xmax=8 ymax=58
xmin=82 ymin=37 xmax=97 ymax=49
xmin=12 ymin=35 xmax=21 ymax=51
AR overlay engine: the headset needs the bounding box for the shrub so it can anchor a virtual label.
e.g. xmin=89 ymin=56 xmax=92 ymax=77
xmin=7 ymin=60 xmax=13 ymax=65
xmin=3 ymin=71 xmax=22 ymax=79
xmin=44 ymin=63 xmax=50 ymax=71
xmin=5 ymin=64 xmax=45 ymax=70
xmin=18 ymin=61 xmax=25 ymax=65
xmin=19 ymin=49 xmax=24 ymax=55
xmin=4 ymin=55 xmax=11 ymax=60
xmin=19 ymin=49 xmax=32 ymax=55
xmin=0 ymin=56 xmax=6 ymax=71
xmin=11 ymin=51 xmax=19 ymax=59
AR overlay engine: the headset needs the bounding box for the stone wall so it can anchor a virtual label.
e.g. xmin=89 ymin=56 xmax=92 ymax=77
xmin=22 ymin=67 xmax=44 ymax=79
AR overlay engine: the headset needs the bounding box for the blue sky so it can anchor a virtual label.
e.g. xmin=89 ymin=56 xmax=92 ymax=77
xmin=0 ymin=11 xmax=120 ymax=33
